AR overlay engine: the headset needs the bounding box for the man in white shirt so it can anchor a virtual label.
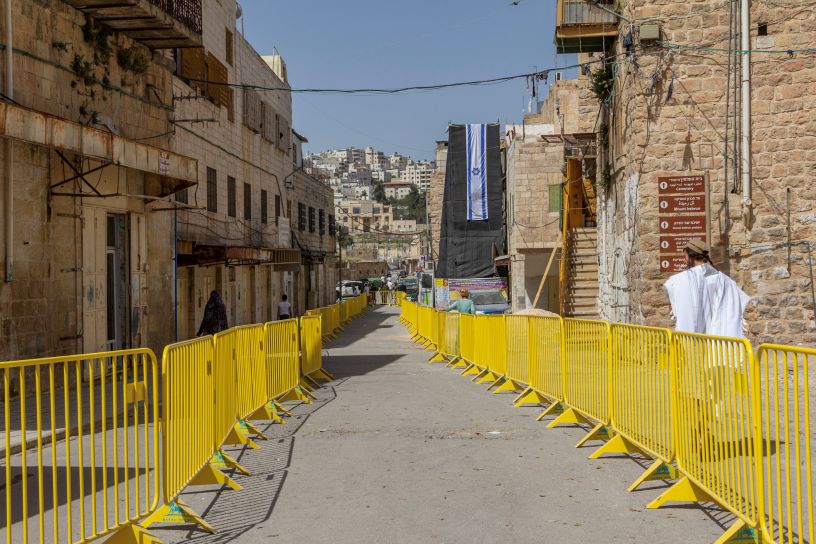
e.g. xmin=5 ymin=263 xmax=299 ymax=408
xmin=663 ymin=239 xmax=751 ymax=337
xmin=278 ymin=294 xmax=292 ymax=320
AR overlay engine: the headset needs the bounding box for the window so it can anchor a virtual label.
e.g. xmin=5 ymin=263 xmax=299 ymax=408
xmin=225 ymin=28 xmax=234 ymax=65
xmin=298 ymin=202 xmax=306 ymax=231
xmin=319 ymin=209 xmax=326 ymax=235
xmin=308 ymin=206 xmax=316 ymax=233
xmin=275 ymin=194 xmax=281 ymax=225
xmin=243 ymin=89 xmax=263 ymax=133
xmin=373 ymin=206 xmax=380 ymax=214
xmin=206 ymin=167 xmax=217 ymax=212
xmin=758 ymin=22 xmax=768 ymax=36
xmin=205 ymin=53 xmax=230 ymax=108
xmin=262 ymin=102 xmax=276 ymax=143
xmin=227 ymin=176 xmax=236 ymax=217
xmin=176 ymin=188 xmax=188 ymax=204
xmin=261 ymin=189 xmax=268 ymax=224
xmin=352 ymin=207 xmax=361 ymax=214
xmin=243 ymin=182 xmax=252 ymax=220
xmin=548 ymin=184 xmax=563 ymax=213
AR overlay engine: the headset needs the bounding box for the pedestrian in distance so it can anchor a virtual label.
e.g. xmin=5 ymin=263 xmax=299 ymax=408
xmin=197 ymin=290 xmax=228 ymax=336
xmin=386 ymin=278 xmax=394 ymax=291
xmin=663 ymin=238 xmax=751 ymax=337
xmin=447 ymin=289 xmax=475 ymax=315
xmin=278 ymin=294 xmax=293 ymax=320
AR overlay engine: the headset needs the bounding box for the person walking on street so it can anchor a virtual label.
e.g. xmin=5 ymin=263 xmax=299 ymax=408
xmin=278 ymin=294 xmax=293 ymax=320
xmin=663 ymin=239 xmax=750 ymax=337
xmin=197 ymin=291 xmax=228 ymax=336
xmin=447 ymin=289 xmax=475 ymax=315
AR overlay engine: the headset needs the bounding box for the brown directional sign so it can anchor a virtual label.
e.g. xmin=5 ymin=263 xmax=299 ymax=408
xmin=659 ymin=235 xmax=700 ymax=254
xmin=658 ymin=216 xmax=707 ymax=235
xmin=660 ymin=255 xmax=688 ymax=273
xmin=659 ymin=194 xmax=705 ymax=214
xmin=658 ymin=175 xmax=705 ymax=195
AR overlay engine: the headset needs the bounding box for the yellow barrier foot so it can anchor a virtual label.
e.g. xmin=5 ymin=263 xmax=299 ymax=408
xmin=423 ymin=342 xmax=436 ymax=352
xmin=299 ymin=379 xmax=317 ymax=393
xmin=486 ymin=376 xmax=505 ymax=391
xmin=492 ymin=379 xmax=523 ymax=395
xmin=242 ymin=420 xmax=269 ymax=440
xmin=476 ymin=371 xmax=501 ymax=385
xmin=142 ymin=500 xmax=215 ymax=534
xmin=576 ymin=423 xmax=614 ymax=448
xmin=445 ymin=356 xmax=460 ymax=368
xmin=451 ymin=359 xmax=469 ymax=370
xmin=471 ymin=368 xmax=490 ymax=382
xmin=223 ymin=424 xmax=260 ymax=449
xmin=272 ymin=400 xmax=293 ymax=417
xmin=627 ymin=459 xmax=677 ymax=492
xmin=212 ymin=450 xmax=250 ymax=476
xmin=535 ymin=401 xmax=565 ymax=421
xmin=300 ymin=383 xmax=318 ymax=400
xmin=303 ymin=375 xmax=322 ymax=390
xmin=106 ymin=523 xmax=162 ymax=544
xmin=646 ymin=476 xmax=715 ymax=509
xmin=190 ymin=463 xmax=242 ymax=491
xmin=714 ymin=521 xmax=762 ymax=544
xmin=546 ymin=407 xmax=591 ymax=428
xmin=514 ymin=389 xmax=548 ymax=408
xmin=461 ymin=364 xmax=481 ymax=377
xmin=279 ymin=386 xmax=313 ymax=404
xmin=428 ymin=352 xmax=448 ymax=363
xmin=248 ymin=404 xmax=286 ymax=425
xmin=310 ymin=368 xmax=335 ymax=382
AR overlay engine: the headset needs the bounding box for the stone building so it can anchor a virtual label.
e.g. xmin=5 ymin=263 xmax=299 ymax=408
xmin=555 ymin=0 xmax=816 ymax=345
xmin=336 ymin=198 xmax=394 ymax=233
xmin=427 ymin=140 xmax=447 ymax=266
xmin=505 ymin=75 xmax=599 ymax=314
xmin=171 ymin=0 xmax=335 ymax=337
xmin=0 ymin=0 xmax=199 ymax=362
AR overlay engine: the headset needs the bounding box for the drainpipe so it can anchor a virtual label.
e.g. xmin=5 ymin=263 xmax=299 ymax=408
xmin=740 ymin=0 xmax=752 ymax=225
xmin=4 ymin=0 xmax=13 ymax=282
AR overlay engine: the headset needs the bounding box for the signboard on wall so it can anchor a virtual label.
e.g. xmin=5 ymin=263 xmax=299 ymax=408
xmin=658 ymin=175 xmax=708 ymax=273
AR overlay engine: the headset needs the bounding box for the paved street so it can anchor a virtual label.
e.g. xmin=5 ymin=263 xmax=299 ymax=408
xmin=150 ymin=306 xmax=727 ymax=543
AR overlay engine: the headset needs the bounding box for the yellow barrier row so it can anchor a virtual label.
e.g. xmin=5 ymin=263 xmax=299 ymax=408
xmin=400 ymin=300 xmax=814 ymax=544
xmin=1 ymin=308 xmax=343 ymax=543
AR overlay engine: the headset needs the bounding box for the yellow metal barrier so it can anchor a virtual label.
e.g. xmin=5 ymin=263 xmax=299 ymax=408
xmin=1 ymin=349 xmax=160 ymax=544
xmin=648 ymin=333 xmax=764 ymax=542
xmin=428 ymin=310 xmax=448 ymax=363
xmin=301 ymin=315 xmax=334 ymax=384
xmin=514 ymin=316 xmax=563 ymax=410
xmin=395 ymin=292 xmax=406 ymax=306
xmin=471 ymin=316 xmax=507 ymax=387
xmin=548 ymin=319 xmax=612 ymax=446
xmin=497 ymin=315 xmax=528 ymax=394
xmin=458 ymin=313 xmax=477 ymax=375
xmin=441 ymin=312 xmax=462 ymax=368
xmin=266 ymin=319 xmax=312 ymax=405
xmin=589 ymin=324 xmax=678 ymax=489
xmin=756 ymin=344 xmax=814 ymax=544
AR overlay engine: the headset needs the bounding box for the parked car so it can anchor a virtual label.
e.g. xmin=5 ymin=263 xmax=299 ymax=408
xmin=338 ymin=280 xmax=363 ymax=299
xmin=471 ymin=290 xmax=510 ymax=315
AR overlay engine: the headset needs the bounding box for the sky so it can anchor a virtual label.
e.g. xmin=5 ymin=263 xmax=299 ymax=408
xmin=241 ymin=0 xmax=569 ymax=161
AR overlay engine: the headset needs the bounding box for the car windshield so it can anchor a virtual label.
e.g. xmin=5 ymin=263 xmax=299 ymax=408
xmin=401 ymin=279 xmax=418 ymax=286
xmin=470 ymin=291 xmax=507 ymax=305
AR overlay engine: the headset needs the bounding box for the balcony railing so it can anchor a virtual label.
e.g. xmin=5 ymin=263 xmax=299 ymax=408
xmin=555 ymin=0 xmax=618 ymax=54
xmin=62 ymin=0 xmax=202 ymax=48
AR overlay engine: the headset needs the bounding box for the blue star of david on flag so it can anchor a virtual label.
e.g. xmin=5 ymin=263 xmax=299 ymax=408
xmin=466 ymin=124 xmax=488 ymax=221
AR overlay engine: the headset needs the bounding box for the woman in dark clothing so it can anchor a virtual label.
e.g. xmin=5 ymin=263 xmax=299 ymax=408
xmin=197 ymin=290 xmax=228 ymax=336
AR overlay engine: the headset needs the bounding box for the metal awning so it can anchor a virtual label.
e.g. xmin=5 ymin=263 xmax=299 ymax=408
xmin=0 ymin=102 xmax=197 ymax=197
xmin=178 ymin=242 xmax=301 ymax=270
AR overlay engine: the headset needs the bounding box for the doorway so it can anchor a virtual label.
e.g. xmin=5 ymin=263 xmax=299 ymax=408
xmin=105 ymin=213 xmax=128 ymax=350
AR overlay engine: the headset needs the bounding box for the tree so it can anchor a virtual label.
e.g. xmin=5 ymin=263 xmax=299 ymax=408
xmin=372 ymin=181 xmax=386 ymax=203
xmin=338 ymin=226 xmax=354 ymax=249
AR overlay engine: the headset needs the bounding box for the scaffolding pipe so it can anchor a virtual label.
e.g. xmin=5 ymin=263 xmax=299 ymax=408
xmin=3 ymin=0 xmax=12 ymax=281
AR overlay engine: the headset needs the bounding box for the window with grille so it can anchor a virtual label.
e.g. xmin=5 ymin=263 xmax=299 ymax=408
xmin=243 ymin=89 xmax=263 ymax=133
xmin=319 ymin=209 xmax=325 ymax=235
xmin=205 ymin=53 xmax=229 ymax=107
xmin=227 ymin=176 xmax=236 ymax=217
xmin=262 ymin=102 xmax=276 ymax=143
xmin=328 ymin=215 xmax=336 ymax=235
xmin=308 ymin=206 xmax=316 ymax=233
xmin=275 ymin=194 xmax=281 ymax=225
xmin=243 ymin=183 xmax=252 ymax=220
xmin=225 ymin=28 xmax=234 ymax=66
xmin=261 ymin=190 xmax=268 ymax=224
xmin=206 ymin=167 xmax=217 ymax=212
xmin=276 ymin=114 xmax=291 ymax=153
xmin=298 ymin=202 xmax=306 ymax=231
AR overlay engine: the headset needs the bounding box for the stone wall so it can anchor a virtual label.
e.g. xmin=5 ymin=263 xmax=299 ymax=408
xmin=597 ymin=0 xmax=816 ymax=345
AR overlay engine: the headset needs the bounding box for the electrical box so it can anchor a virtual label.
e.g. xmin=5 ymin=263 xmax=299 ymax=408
xmin=640 ymin=24 xmax=661 ymax=41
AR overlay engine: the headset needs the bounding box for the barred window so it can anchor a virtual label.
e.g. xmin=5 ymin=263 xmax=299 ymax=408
xmin=261 ymin=189 xmax=268 ymax=224
xmin=328 ymin=214 xmax=336 ymax=235
xmin=275 ymin=194 xmax=281 ymax=225
xmin=298 ymin=202 xmax=306 ymax=231
xmin=243 ymin=89 xmax=263 ymax=133
xmin=206 ymin=167 xmax=217 ymax=212
xmin=318 ymin=209 xmax=326 ymax=235
xmin=308 ymin=206 xmax=316 ymax=233
xmin=227 ymin=176 xmax=236 ymax=217
xmin=243 ymin=182 xmax=251 ymax=220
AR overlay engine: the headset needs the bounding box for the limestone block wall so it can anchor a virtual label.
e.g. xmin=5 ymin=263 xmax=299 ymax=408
xmin=597 ymin=0 xmax=816 ymax=345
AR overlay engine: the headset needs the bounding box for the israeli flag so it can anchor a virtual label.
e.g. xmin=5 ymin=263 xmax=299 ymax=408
xmin=466 ymin=123 xmax=488 ymax=221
